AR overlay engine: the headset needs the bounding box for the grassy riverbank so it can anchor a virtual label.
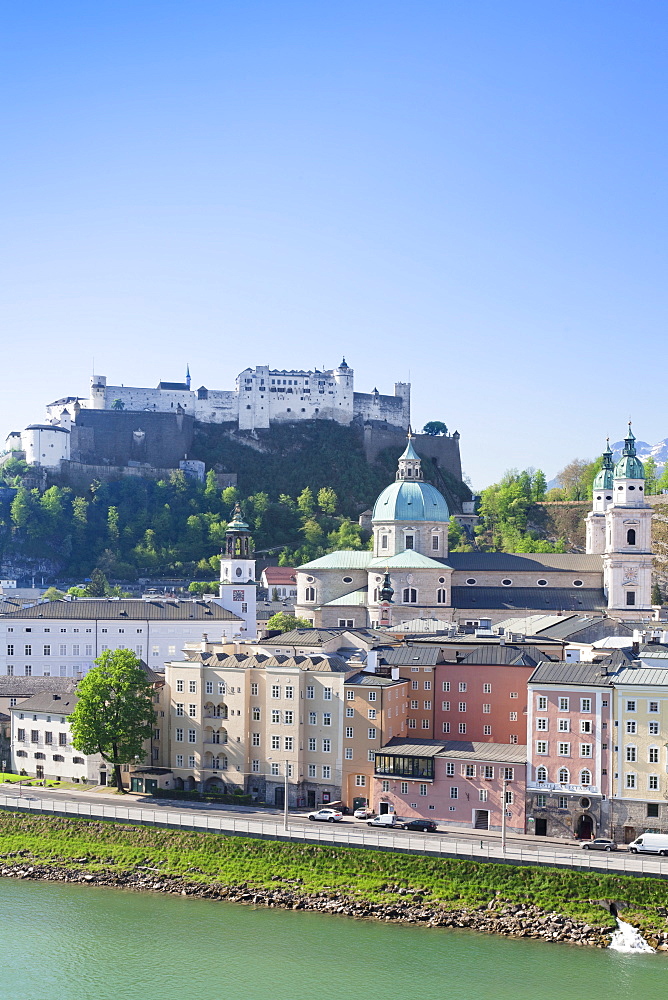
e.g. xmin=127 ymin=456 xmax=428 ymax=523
xmin=1 ymin=813 xmax=667 ymax=939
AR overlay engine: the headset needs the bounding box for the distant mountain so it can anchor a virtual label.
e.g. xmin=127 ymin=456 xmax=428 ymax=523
xmin=610 ymin=439 xmax=668 ymax=466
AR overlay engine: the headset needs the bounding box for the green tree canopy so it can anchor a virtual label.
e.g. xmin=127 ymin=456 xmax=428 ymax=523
xmin=265 ymin=612 xmax=312 ymax=633
xmin=42 ymin=587 xmax=65 ymax=602
xmin=70 ymin=649 xmax=156 ymax=793
xmin=422 ymin=421 xmax=448 ymax=436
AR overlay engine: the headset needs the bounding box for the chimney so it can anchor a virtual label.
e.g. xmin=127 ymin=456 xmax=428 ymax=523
xmin=499 ymin=635 xmax=505 ymax=646
xmin=391 ymin=666 xmax=399 ymax=681
xmin=632 ymin=640 xmax=640 ymax=656
xmin=201 ymin=633 xmax=208 ymax=652
xmin=365 ymin=650 xmax=378 ymax=674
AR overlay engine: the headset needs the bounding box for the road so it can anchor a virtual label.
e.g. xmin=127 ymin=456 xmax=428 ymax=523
xmin=1 ymin=783 xmax=665 ymax=879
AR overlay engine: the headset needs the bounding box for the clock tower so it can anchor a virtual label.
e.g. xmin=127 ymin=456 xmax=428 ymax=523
xmin=603 ymin=425 xmax=653 ymax=614
xmin=218 ymin=502 xmax=257 ymax=638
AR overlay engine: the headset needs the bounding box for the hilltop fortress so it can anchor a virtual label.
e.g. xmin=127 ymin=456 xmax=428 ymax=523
xmin=3 ymin=361 xmax=464 ymax=499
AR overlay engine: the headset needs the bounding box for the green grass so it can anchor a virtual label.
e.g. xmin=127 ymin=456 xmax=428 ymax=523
xmin=0 ymin=813 xmax=667 ymax=938
xmin=0 ymin=774 xmax=76 ymax=789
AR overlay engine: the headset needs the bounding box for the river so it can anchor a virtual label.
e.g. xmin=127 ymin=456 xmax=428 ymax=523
xmin=1 ymin=878 xmax=666 ymax=1000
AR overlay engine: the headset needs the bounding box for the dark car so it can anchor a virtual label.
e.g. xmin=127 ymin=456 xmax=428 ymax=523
xmin=581 ymin=838 xmax=618 ymax=852
xmin=401 ymin=819 xmax=438 ymax=833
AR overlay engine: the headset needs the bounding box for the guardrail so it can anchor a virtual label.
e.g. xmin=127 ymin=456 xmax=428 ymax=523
xmin=0 ymin=793 xmax=666 ymax=879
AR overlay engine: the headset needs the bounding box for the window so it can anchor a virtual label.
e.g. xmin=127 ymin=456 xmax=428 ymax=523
xmin=505 ymin=790 xmax=514 ymax=805
xmin=483 ymin=725 xmax=491 ymax=736
xmin=458 ymin=682 xmax=467 ymax=693
xmin=305 ymin=587 xmax=316 ymax=602
xmin=558 ymin=768 xmax=569 ymax=784
xmin=176 ymin=728 xmax=184 ymax=742
xmin=421 ymin=719 xmax=430 ymax=730
xmin=6 ymin=644 xmax=13 ymax=656
xmin=251 ymin=732 xmax=260 ymax=747
xmin=308 ymin=738 xmax=316 ymax=751
xmin=355 ymin=775 xmax=366 ymax=787
xmin=322 ymin=766 xmax=331 ymax=779
xmin=442 ymin=682 xmax=450 ymax=692
xmin=271 ymin=710 xmax=281 ymax=723
xmin=323 ymin=713 xmax=331 ymax=726
xmin=626 ymin=700 xmax=636 ymax=712
xmin=368 ymin=727 xmax=377 ymax=739
xmin=442 ymin=722 xmax=450 ymax=733
xmin=450 ymin=787 xmax=458 ymax=799
xmin=649 ymin=775 xmax=659 ymax=791
xmin=509 ymin=712 xmax=517 ymax=722
xmin=323 ymin=687 xmax=332 ymax=701
xmin=558 ymin=743 xmax=570 ymax=756
xmin=308 ymin=764 xmax=317 ymax=778
xmin=483 ymin=682 xmax=492 ymax=694
xmin=558 ymin=697 xmax=569 ymax=711
xmin=24 ymin=665 xmax=31 ymax=676
xmin=626 ymin=591 xmax=636 ymax=606
xmin=17 ymin=728 xmax=25 ymax=742
xmin=536 ymin=766 xmax=548 ymax=782
xmin=346 ymin=707 xmax=354 ymax=718
xmin=579 ymin=744 xmax=592 ymax=758
xmin=649 ymin=701 xmax=659 ymax=713
xmin=419 ymin=783 xmax=428 ymax=796
xmin=44 ymin=732 xmax=52 ymax=745
xmin=24 ymin=645 xmax=31 ymax=656
xmin=284 ymin=737 xmax=293 ymax=751
xmin=252 ymin=707 xmax=261 ymax=721
xmin=250 ymin=682 xmax=258 ymax=696
xmin=381 ymin=535 xmax=388 ymax=549
xmin=368 ymin=708 xmax=377 ymax=719
xmin=176 ymin=754 xmax=183 ymax=768
xmin=218 ymin=683 xmax=225 ymax=695
xmin=649 ymin=747 xmax=659 ymax=763
xmin=188 ymin=704 xmax=197 ymax=718
xmin=400 ymin=781 xmax=408 ymax=794
xmin=307 ymin=686 xmax=315 ymax=700
xmin=626 ymin=745 xmax=637 ymax=762
xmin=58 ymin=732 xmax=66 ymax=746
xmin=537 ymin=696 xmax=547 ymax=711
xmin=503 ymin=768 xmax=514 ymax=781
xmin=189 ymin=680 xmax=197 ymax=694
xmin=536 ymin=718 xmax=547 ymax=731
xmin=188 ymin=729 xmax=196 ymax=743
xmin=408 ymin=719 xmax=416 ymax=728
xmin=85 ymin=644 xmax=93 ymax=657
xmin=437 ymin=589 xmax=447 ymax=603
xmin=284 ymin=710 xmax=294 ymax=725
xmin=176 ymin=703 xmax=184 ymax=716
xmin=580 ymin=769 xmax=592 ymax=786
xmin=402 ymin=588 xmax=417 ymax=604
xmin=580 ymin=720 xmax=592 ymax=734
xmin=444 ymin=761 xmax=455 ymax=777
xmin=626 ymin=772 xmax=636 ymax=789
xmin=345 ymin=726 xmax=354 ymax=739
xmin=464 ymin=763 xmax=476 ymax=778
xmin=509 ymin=692 xmax=518 ymax=699
xmin=580 ymin=698 xmax=591 ymax=713
xmin=458 ymin=702 xmax=466 ymax=712
xmin=432 ymin=534 xmax=439 ymax=550
xmin=536 ymin=794 xmax=546 ymax=807
xmin=322 ymin=739 xmax=331 ymax=752
xmin=442 ymin=701 xmax=450 ymax=711
xmin=43 ymin=645 xmax=51 ymax=656
xmin=345 ymin=748 xmax=353 ymax=760
xmin=458 ymin=723 xmax=466 ymax=734
xmin=558 ymin=719 xmax=570 ymax=732
xmin=649 ymin=721 xmax=660 ymax=735
xmin=558 ymin=795 xmax=568 ymax=809
xmin=271 ymin=685 xmax=280 ymax=699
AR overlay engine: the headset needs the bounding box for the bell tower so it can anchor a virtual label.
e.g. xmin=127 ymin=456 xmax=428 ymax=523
xmin=218 ymin=502 xmax=257 ymax=637
xmin=585 ymin=440 xmax=614 ymax=554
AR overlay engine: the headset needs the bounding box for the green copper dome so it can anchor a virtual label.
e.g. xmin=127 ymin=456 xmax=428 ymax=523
xmin=614 ymin=424 xmax=645 ymax=480
xmin=372 ymin=480 xmax=450 ymax=522
xmin=593 ymin=439 xmax=614 ymax=490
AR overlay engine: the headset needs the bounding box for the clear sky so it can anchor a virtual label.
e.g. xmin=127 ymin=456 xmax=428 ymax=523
xmin=2 ymin=1 xmax=667 ymax=489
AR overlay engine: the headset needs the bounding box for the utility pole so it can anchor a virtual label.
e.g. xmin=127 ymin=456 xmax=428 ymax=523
xmin=501 ymin=779 xmax=509 ymax=852
xmin=284 ymin=760 xmax=289 ymax=831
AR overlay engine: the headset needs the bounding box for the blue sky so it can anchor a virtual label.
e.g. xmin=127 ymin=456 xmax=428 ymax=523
xmin=2 ymin=1 xmax=667 ymax=488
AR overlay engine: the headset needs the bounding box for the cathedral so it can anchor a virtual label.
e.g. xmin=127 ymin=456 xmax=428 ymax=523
xmin=293 ymin=426 xmax=654 ymax=628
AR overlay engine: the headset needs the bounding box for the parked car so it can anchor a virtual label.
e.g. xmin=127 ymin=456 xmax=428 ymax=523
xmin=308 ymin=808 xmax=343 ymax=823
xmin=367 ymin=813 xmax=398 ymax=827
xmin=354 ymin=807 xmax=374 ymax=819
xmin=401 ymin=819 xmax=438 ymax=833
xmin=581 ymin=838 xmax=618 ymax=852
xmin=628 ymin=833 xmax=668 ymax=855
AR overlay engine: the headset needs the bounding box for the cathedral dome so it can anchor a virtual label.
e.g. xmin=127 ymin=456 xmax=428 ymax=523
xmin=372 ymin=480 xmax=450 ymax=522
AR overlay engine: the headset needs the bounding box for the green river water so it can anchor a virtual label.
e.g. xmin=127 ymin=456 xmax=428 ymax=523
xmin=1 ymin=878 xmax=666 ymax=1000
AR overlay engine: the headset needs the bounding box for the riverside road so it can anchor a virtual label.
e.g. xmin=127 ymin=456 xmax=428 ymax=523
xmin=1 ymin=784 xmax=666 ymax=879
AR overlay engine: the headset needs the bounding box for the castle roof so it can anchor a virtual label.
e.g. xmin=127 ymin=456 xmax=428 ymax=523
xmin=157 ymin=381 xmax=190 ymax=391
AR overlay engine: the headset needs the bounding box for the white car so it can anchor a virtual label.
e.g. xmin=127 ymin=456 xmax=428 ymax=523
xmin=308 ymin=808 xmax=343 ymax=823
xmin=353 ymin=807 xmax=373 ymax=819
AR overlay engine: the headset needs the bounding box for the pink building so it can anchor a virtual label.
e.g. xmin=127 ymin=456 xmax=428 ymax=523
xmin=434 ymin=645 xmax=551 ymax=745
xmin=526 ymin=660 xmax=612 ymax=839
xmin=373 ymin=738 xmax=527 ymax=833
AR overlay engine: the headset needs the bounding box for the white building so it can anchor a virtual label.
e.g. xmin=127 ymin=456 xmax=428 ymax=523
xmin=0 ymin=599 xmax=245 ymax=678
xmin=10 ymin=691 xmax=106 ymax=784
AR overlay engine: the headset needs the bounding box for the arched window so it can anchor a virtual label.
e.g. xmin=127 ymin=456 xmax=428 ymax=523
xmin=402 ymin=588 xmax=418 ymax=604
xmin=437 ymin=589 xmax=447 ymax=604
xmin=580 ymin=769 xmax=592 ymax=786
xmin=305 ymin=587 xmax=316 ymax=602
xmin=536 ymin=766 xmax=548 ymax=783
xmin=558 ymin=768 xmax=570 ymax=784
xmin=627 ymin=528 xmax=636 ymax=545
xmin=219 ymin=728 xmax=228 ymax=744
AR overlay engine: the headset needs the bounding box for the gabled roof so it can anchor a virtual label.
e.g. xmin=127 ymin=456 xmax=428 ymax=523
xmin=533 ymin=617 xmax=633 ymax=642
xmin=452 ymin=587 xmax=607 ymax=612
xmin=0 ymin=677 xmax=76 ymax=698
xmin=528 ymin=661 xmax=615 ymax=686
xmin=157 ymin=381 xmax=190 ymax=391
xmin=181 ymin=651 xmax=351 ymax=672
xmin=368 ymin=551 xmax=448 ymax=570
xmin=261 ymin=567 xmax=296 ymax=584
xmin=11 ymin=692 xmax=79 ymax=715
xmin=345 ymin=672 xmax=406 ymax=687
xmin=298 ymin=551 xmax=373 ymax=571
xmin=378 ymin=646 xmax=442 ymax=666
xmin=0 ymin=599 xmax=241 ymax=621
xmin=459 ymin=644 xmax=552 ymax=667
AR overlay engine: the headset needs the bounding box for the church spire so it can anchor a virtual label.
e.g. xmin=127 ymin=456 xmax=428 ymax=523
xmin=396 ymin=428 xmax=422 ymax=480
xmin=185 ymin=364 xmax=191 ymax=390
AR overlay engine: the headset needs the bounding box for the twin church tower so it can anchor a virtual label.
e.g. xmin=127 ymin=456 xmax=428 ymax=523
xmin=585 ymin=425 xmax=653 ymax=612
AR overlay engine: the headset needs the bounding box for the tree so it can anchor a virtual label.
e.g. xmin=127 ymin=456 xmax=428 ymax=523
xmin=42 ymin=587 xmax=65 ymax=602
xmin=86 ymin=568 xmax=109 ymax=597
xmin=317 ymin=486 xmax=338 ymax=514
xmin=111 ymin=399 xmax=125 ymax=410
xmin=69 ymin=649 xmax=156 ymax=793
xmin=644 ymin=457 xmax=658 ymax=495
xmin=265 ymin=612 xmax=312 ymax=633
xmin=422 ymin=421 xmax=448 ymax=436
xmin=271 ymin=587 xmax=279 ymax=602
xmin=652 ymin=582 xmax=663 ymax=606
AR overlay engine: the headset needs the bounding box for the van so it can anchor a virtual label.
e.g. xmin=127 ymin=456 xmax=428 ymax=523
xmin=628 ymin=832 xmax=668 ymax=856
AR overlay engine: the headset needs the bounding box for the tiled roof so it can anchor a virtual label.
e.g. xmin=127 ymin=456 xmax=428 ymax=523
xmin=261 ymin=567 xmax=296 ymax=584
xmin=11 ymin=692 xmax=79 ymax=715
xmin=528 ymin=661 xmax=615 ymax=686
xmin=0 ymin=677 xmax=76 ymax=698
xmin=298 ymin=551 xmax=373 ymax=571
xmin=452 ymin=587 xmax=607 ymax=612
xmin=267 ymin=627 xmax=396 ymax=647
xmin=448 ymin=553 xmax=604 ymax=572
xmin=459 ymin=645 xmax=552 ymax=666
xmin=0 ymin=599 xmax=241 ymax=621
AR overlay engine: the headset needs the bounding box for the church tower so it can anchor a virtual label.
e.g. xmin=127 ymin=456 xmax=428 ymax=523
xmin=217 ymin=502 xmax=257 ymax=637
xmin=585 ymin=440 xmax=614 ymax=554
xmin=602 ymin=425 xmax=653 ymax=614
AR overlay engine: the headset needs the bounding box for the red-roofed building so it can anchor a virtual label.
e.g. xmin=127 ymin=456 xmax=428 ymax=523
xmin=260 ymin=567 xmax=297 ymax=600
